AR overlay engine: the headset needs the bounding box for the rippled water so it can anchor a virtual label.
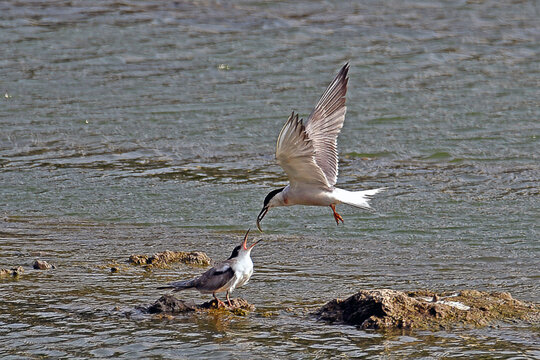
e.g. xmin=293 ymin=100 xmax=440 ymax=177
xmin=1 ymin=0 xmax=539 ymax=358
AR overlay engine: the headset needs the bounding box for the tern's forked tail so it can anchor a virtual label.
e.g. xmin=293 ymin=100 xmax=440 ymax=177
xmin=333 ymin=187 xmax=385 ymax=209
xmin=157 ymin=279 xmax=196 ymax=291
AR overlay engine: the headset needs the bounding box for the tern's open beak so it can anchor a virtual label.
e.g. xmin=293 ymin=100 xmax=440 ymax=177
xmin=242 ymin=228 xmax=251 ymax=250
xmin=249 ymin=238 xmax=262 ymax=250
xmin=256 ymin=207 xmax=269 ymax=232
xmin=242 ymin=228 xmax=261 ymax=250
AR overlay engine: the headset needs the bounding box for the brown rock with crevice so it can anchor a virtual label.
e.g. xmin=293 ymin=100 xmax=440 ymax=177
xmin=141 ymin=294 xmax=254 ymax=316
xmin=33 ymin=260 xmax=55 ymax=270
xmin=0 ymin=266 xmax=24 ymax=277
xmin=316 ymin=289 xmax=538 ymax=330
xmin=128 ymin=251 xmax=211 ymax=267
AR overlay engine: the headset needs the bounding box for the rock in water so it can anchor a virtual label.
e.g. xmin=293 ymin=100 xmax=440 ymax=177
xmin=33 ymin=260 xmax=55 ymax=270
xmin=0 ymin=266 xmax=24 ymax=277
xmin=316 ymin=289 xmax=539 ymax=330
xmin=141 ymin=294 xmax=255 ymax=316
xmin=199 ymin=297 xmax=255 ymax=315
xmin=128 ymin=251 xmax=212 ymax=267
xmin=146 ymin=295 xmax=197 ymax=314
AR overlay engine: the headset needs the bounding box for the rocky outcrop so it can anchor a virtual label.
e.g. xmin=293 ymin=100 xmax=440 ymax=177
xmin=128 ymin=250 xmax=211 ymax=267
xmin=316 ymin=289 xmax=539 ymax=330
xmin=140 ymin=294 xmax=255 ymax=316
xmin=33 ymin=260 xmax=55 ymax=270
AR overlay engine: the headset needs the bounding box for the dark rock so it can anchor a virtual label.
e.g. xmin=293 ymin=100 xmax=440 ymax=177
xmin=141 ymin=294 xmax=254 ymax=316
xmin=33 ymin=260 xmax=55 ymax=270
xmin=128 ymin=251 xmax=211 ymax=267
xmin=316 ymin=289 xmax=539 ymax=330
xmin=146 ymin=295 xmax=197 ymax=314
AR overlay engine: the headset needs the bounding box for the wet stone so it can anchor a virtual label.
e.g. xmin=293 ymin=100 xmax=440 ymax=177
xmin=128 ymin=251 xmax=211 ymax=267
xmin=33 ymin=260 xmax=55 ymax=270
xmin=0 ymin=266 xmax=24 ymax=277
xmin=146 ymin=295 xmax=197 ymax=314
xmin=316 ymin=289 xmax=539 ymax=330
xmin=140 ymin=294 xmax=255 ymax=316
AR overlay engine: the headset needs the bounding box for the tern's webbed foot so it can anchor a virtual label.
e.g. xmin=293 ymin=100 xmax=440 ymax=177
xmin=330 ymin=205 xmax=344 ymax=225
xmin=213 ymin=293 xmax=227 ymax=308
xmin=214 ymin=299 xmax=226 ymax=308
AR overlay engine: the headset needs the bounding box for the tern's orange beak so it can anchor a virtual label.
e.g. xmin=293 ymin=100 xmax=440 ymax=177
xmin=242 ymin=228 xmax=250 ymax=250
xmin=242 ymin=228 xmax=261 ymax=250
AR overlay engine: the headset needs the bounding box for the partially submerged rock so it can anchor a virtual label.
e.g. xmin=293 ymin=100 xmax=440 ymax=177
xmin=128 ymin=250 xmax=211 ymax=268
xmin=33 ymin=260 xmax=55 ymax=270
xmin=316 ymin=289 xmax=538 ymax=330
xmin=146 ymin=294 xmax=196 ymax=314
xmin=0 ymin=266 xmax=24 ymax=277
xmin=141 ymin=294 xmax=255 ymax=316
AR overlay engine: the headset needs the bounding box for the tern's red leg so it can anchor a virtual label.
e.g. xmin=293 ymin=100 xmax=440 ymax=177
xmin=330 ymin=204 xmax=344 ymax=225
xmin=213 ymin=292 xmax=226 ymax=308
xmin=226 ymin=291 xmax=232 ymax=307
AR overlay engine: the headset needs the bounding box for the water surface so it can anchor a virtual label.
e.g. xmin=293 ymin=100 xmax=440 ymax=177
xmin=1 ymin=1 xmax=539 ymax=358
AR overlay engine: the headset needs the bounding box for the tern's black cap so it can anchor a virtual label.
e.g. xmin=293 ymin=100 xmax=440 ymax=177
xmin=263 ymin=187 xmax=285 ymax=207
xmin=228 ymin=245 xmax=241 ymax=260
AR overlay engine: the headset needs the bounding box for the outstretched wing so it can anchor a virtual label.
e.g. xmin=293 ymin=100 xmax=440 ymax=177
xmin=275 ymin=63 xmax=349 ymax=188
xmin=305 ymin=63 xmax=349 ymax=187
xmin=275 ymin=112 xmax=330 ymax=188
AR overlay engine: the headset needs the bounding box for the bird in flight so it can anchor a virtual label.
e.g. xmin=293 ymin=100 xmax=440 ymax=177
xmin=158 ymin=229 xmax=260 ymax=307
xmin=256 ymin=63 xmax=384 ymax=231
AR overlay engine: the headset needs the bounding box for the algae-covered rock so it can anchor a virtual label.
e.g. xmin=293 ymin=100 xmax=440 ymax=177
xmin=0 ymin=266 xmax=24 ymax=277
xmin=316 ymin=289 xmax=538 ymax=330
xmin=199 ymin=297 xmax=255 ymax=314
xmin=141 ymin=294 xmax=254 ymax=316
xmin=128 ymin=254 xmax=149 ymax=266
xmin=33 ymin=260 xmax=55 ymax=270
xmin=128 ymin=251 xmax=211 ymax=267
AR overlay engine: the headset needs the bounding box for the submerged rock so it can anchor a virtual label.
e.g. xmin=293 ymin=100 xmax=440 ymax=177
xmin=0 ymin=266 xmax=24 ymax=277
xmin=33 ymin=260 xmax=55 ymax=270
xmin=316 ymin=289 xmax=538 ymax=330
xmin=141 ymin=294 xmax=255 ymax=316
xmin=128 ymin=251 xmax=211 ymax=268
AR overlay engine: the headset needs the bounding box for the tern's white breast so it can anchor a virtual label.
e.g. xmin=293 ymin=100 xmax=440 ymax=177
xmin=229 ymin=254 xmax=254 ymax=293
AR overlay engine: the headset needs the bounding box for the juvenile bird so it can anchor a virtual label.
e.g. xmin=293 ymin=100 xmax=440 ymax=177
xmin=158 ymin=229 xmax=260 ymax=307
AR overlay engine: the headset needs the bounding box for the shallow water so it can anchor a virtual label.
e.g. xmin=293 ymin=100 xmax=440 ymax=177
xmin=1 ymin=0 xmax=539 ymax=358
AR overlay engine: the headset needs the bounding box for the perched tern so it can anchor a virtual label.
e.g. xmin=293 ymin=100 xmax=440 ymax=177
xmin=158 ymin=229 xmax=260 ymax=307
xmin=257 ymin=63 xmax=384 ymax=231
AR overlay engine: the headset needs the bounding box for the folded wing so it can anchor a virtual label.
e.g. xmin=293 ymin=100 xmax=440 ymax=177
xmin=195 ymin=262 xmax=235 ymax=293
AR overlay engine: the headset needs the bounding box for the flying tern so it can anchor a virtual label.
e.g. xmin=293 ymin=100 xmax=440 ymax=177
xmin=256 ymin=63 xmax=384 ymax=231
xmin=158 ymin=229 xmax=260 ymax=307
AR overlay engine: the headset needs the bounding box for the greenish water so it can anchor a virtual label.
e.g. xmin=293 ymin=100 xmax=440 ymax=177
xmin=1 ymin=1 xmax=538 ymax=358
